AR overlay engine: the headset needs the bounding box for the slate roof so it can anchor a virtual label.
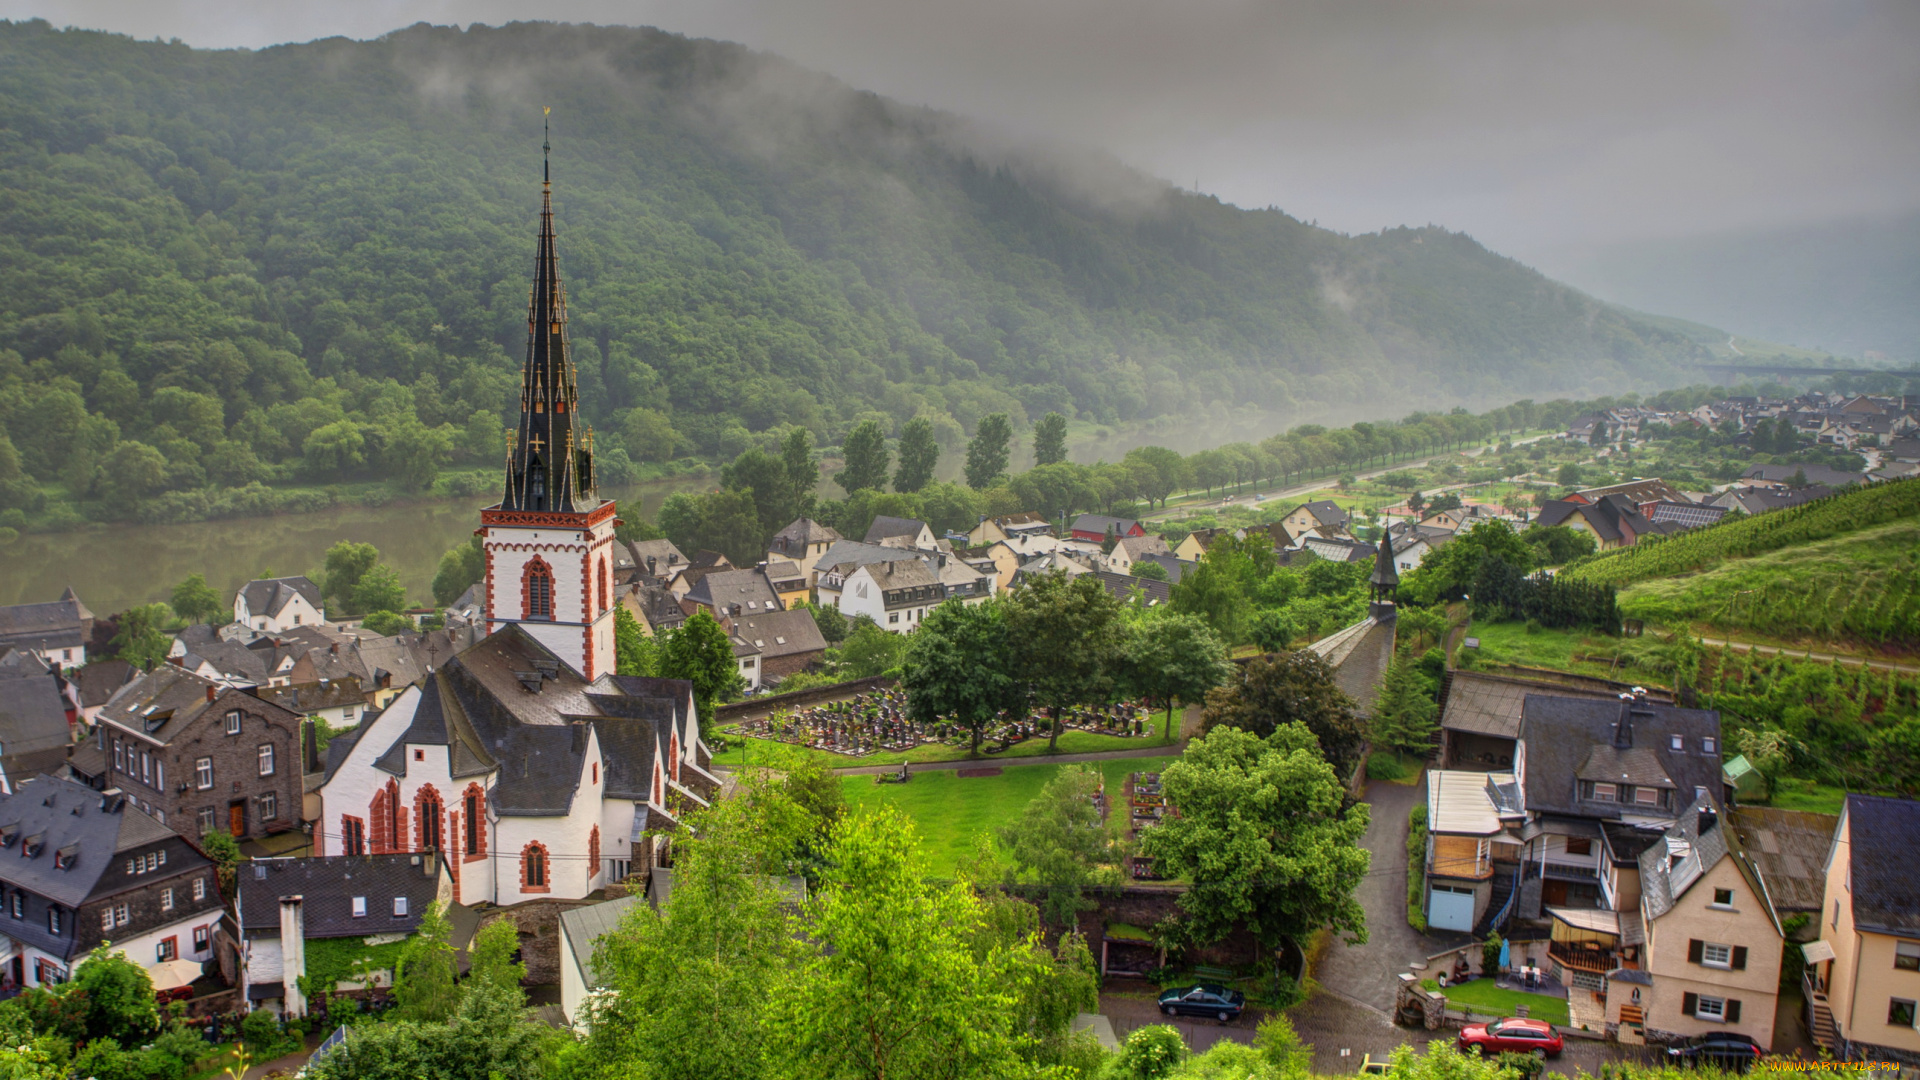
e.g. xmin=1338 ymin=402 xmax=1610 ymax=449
xmin=71 ymin=660 xmax=137 ymax=709
xmin=731 ymin=609 xmax=828 ymax=661
xmin=238 ymin=576 xmax=322 ymax=619
xmin=1133 ymin=553 xmax=1192 ymax=584
xmin=1638 ymin=798 xmax=1777 ymax=935
xmin=1741 ymin=463 xmax=1865 ymax=488
xmin=862 ymin=559 xmax=941 ymax=597
xmin=0 ymin=590 xmax=91 ymax=652
xmin=1727 ymin=806 xmax=1837 ymax=914
xmin=1574 ymin=478 xmax=1688 ymax=505
xmin=98 ymin=664 xmax=304 ymax=745
xmin=1114 ymin=534 xmax=1171 ymax=560
xmin=813 ymin=540 xmax=923 ymax=576
xmin=0 ymin=774 xmax=192 ymax=911
xmin=684 ymin=569 xmax=784 ymax=616
xmin=1093 ymin=571 xmax=1173 ymax=607
xmin=1070 ymin=514 xmax=1140 ymax=535
xmin=865 ymin=516 xmax=929 ymax=544
xmin=559 ymin=894 xmax=645 ymax=987
xmin=1841 ymin=794 xmax=1920 ymax=936
xmin=236 ymin=854 xmax=443 ymax=939
xmin=1298 ymin=500 xmax=1349 ymax=527
xmin=619 ymin=538 xmax=688 ymax=575
xmin=0 ymin=655 xmax=77 ymax=782
xmin=768 ymin=517 xmax=842 ymax=552
xmin=1518 ymin=695 xmax=1724 ymax=820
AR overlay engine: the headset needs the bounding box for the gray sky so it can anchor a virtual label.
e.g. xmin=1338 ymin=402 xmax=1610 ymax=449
xmin=6 ymin=0 xmax=1917 ymax=264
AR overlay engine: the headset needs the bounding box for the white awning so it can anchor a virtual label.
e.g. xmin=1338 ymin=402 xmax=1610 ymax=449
xmin=147 ymin=958 xmax=203 ymax=991
xmin=1801 ymin=940 xmax=1836 ymax=965
xmin=1547 ymin=907 xmax=1622 ymax=936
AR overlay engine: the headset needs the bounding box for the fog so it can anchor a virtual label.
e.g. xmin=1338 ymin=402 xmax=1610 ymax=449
xmin=5 ymin=0 xmax=1914 ymax=267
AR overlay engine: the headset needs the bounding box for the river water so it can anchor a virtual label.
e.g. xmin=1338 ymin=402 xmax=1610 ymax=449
xmin=0 ymin=478 xmax=708 ymax=614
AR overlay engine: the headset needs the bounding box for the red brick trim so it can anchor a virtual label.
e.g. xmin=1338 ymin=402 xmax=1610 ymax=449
xmin=413 ymin=784 xmax=444 ymax=853
xmin=482 ymin=529 xmax=494 ymax=630
xmin=520 ymin=840 xmax=550 ymax=893
xmin=588 ymin=825 xmax=600 ymax=882
xmin=521 ymin=556 xmax=555 ymax=621
xmin=480 ymin=501 xmax=616 ymax=528
xmin=462 ymin=783 xmax=488 ymax=863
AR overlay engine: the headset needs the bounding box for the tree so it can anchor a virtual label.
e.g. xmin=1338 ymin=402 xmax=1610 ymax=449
xmin=466 ymin=918 xmax=527 ymax=1002
xmin=392 ymin=901 xmax=460 ymax=1022
xmin=1112 ymin=1025 xmax=1187 ymax=1080
xmin=660 ymin=609 xmax=745 ymax=733
xmin=1031 ymin=411 xmax=1069 ymax=467
xmin=780 ymin=426 xmax=819 ymax=504
xmin=893 ymin=416 xmax=940 ymax=493
xmin=199 ymin=828 xmax=243 ymax=897
xmin=836 ymin=419 xmax=890 ymax=495
xmin=321 ymin=541 xmax=380 ymax=612
xmin=802 ymin=599 xmax=848 ymax=644
xmin=1201 ymin=651 xmax=1364 ymax=769
xmin=964 ymin=412 xmax=1013 ymax=489
xmin=901 ymin=598 xmax=1017 ymax=754
xmin=997 ymin=765 xmax=1123 ymax=929
xmin=1140 ymin=724 xmax=1371 ymax=951
xmin=71 ymin=947 xmax=159 ymax=1045
xmin=1369 ymin=655 xmax=1438 ymax=755
xmin=622 ymin=407 xmax=681 ymax=463
xmin=1121 ymin=615 xmax=1232 ymax=743
xmin=830 ymin=617 xmax=907 ymax=679
xmin=362 ymin=609 xmax=413 ymax=636
xmin=1004 ymin=570 xmax=1125 ymax=751
xmin=109 ymin=603 xmax=173 ymax=670
xmin=303 ymin=982 xmax=561 ymax=1080
xmin=1521 ymin=524 xmax=1597 ymax=568
xmin=431 ymin=536 xmax=485 ymax=606
xmin=724 ymin=446 xmax=803 ymax=542
xmin=1132 ymin=560 xmax=1168 ymax=582
xmin=1556 ymin=462 xmax=1583 ymax=487
xmin=350 ymin=563 xmax=407 ymax=617
xmin=169 ymin=573 xmax=224 ymax=626
xmin=1124 ymin=446 xmax=1188 ymax=507
xmin=1169 ymin=551 xmax=1251 ymax=645
xmin=1400 ymin=520 xmax=1533 ymax=605
xmin=614 ymin=605 xmax=659 ymax=676
xmin=1407 ymin=490 xmax=1426 ymax=515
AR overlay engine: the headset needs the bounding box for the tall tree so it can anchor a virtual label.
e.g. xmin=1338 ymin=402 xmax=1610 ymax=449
xmin=1369 ymin=655 xmax=1439 ymax=756
xmin=1121 ymin=615 xmax=1233 ymax=743
xmin=891 ymin=416 xmax=940 ymax=494
xmin=321 ymin=540 xmax=380 ymax=613
xmin=350 ymin=563 xmax=407 ymax=617
xmin=1140 ymin=724 xmax=1371 ymax=951
xmin=1123 ymin=446 xmax=1187 ymax=507
xmin=996 ymin=765 xmax=1123 ymax=929
xmin=1031 ymin=411 xmax=1069 ymax=467
xmin=964 ymin=413 xmax=1013 ymax=490
xmin=431 ymin=536 xmax=485 ymax=606
xmin=1201 ymin=651 xmax=1365 ymax=770
xmin=392 ymin=901 xmax=461 ymax=1023
xmin=901 ymin=598 xmax=1018 ymax=754
xmin=465 ymin=918 xmax=528 ymax=1003
xmin=661 ymin=609 xmax=745 ymax=733
xmin=1004 ymin=570 xmax=1125 ymax=751
xmin=836 ymin=419 xmax=890 ymax=495
xmin=169 ymin=573 xmax=224 ymax=626
xmin=780 ymin=426 xmax=819 ymax=509
xmin=614 ymin=606 xmax=659 ymax=676
xmin=724 ymin=446 xmax=802 ymax=541
xmin=109 ymin=603 xmax=173 ymax=671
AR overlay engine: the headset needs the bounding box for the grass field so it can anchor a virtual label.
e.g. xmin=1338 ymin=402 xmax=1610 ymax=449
xmin=1440 ymin=980 xmax=1572 ymax=1026
xmin=711 ymin=726 xmax=1172 ymax=770
xmin=844 ymin=755 xmax=1180 ymax=876
xmin=1761 ymin=776 xmax=1848 ymax=815
xmin=1458 ymin=620 xmax=1672 ymax=684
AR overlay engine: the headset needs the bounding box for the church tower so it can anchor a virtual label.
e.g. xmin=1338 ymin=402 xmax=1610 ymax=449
xmin=480 ymin=122 xmax=619 ymax=678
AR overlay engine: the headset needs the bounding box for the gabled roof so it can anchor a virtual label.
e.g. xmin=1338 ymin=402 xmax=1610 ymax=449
xmin=238 ymin=576 xmax=322 ymax=619
xmin=559 ymin=894 xmax=646 ymax=987
xmin=1741 ymin=463 xmax=1865 ymax=488
xmin=1069 ymin=514 xmax=1140 ymax=535
xmin=1841 ymin=794 xmax=1920 ymax=936
xmin=1093 ymin=571 xmax=1172 ymax=607
xmin=236 ymin=854 xmax=443 ymax=939
xmin=732 ymin=609 xmax=828 ymax=661
xmin=98 ymin=665 xmax=302 ymax=745
xmin=1298 ymin=499 xmax=1349 ymax=526
xmin=619 ymin=538 xmax=688 ymax=573
xmin=0 ymin=592 xmax=91 ymax=652
xmin=71 ymin=659 xmax=137 ymax=709
xmin=0 ymin=774 xmax=197 ymax=911
xmin=0 ymin=657 xmax=78 ymax=776
xmin=813 ymin=540 xmax=923 ymax=576
xmin=684 ymin=569 xmax=783 ymax=615
xmin=1573 ymin=478 xmax=1687 ymax=505
xmin=1727 ymin=806 xmax=1837 ymax=915
xmin=860 ymin=559 xmax=941 ymax=593
xmin=770 ymin=518 xmax=842 ymax=548
xmin=1113 ymin=534 xmax=1171 ymax=559
xmin=1639 ymin=797 xmax=1779 ymax=936
xmin=1518 ymin=695 xmax=1723 ymax=820
xmin=865 ymin=516 xmax=929 ymax=543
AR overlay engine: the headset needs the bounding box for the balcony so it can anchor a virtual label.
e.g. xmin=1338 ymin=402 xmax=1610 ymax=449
xmin=1548 ymin=940 xmax=1622 ymax=974
xmin=1541 ymin=861 xmax=1599 ymax=882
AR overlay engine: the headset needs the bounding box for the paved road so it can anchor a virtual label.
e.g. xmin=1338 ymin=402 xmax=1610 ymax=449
xmin=1314 ymin=771 xmax=1470 ymax=1014
xmin=1700 ymin=637 xmax=1919 ymax=675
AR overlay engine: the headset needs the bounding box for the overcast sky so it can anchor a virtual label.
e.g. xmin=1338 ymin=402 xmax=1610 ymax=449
xmin=5 ymin=0 xmax=1917 ymax=266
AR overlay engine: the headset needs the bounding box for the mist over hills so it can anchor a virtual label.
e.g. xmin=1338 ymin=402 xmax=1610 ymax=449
xmin=0 ymin=18 xmax=1711 ymax=504
xmin=1546 ymin=212 xmax=1920 ymax=365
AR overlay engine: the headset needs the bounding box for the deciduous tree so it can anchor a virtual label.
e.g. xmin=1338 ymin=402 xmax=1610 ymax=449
xmin=964 ymin=413 xmax=1013 ymax=490
xmin=836 ymin=419 xmax=890 ymax=495
xmin=901 ymin=598 xmax=1017 ymax=754
xmin=893 ymin=416 xmax=940 ymax=493
xmin=169 ymin=573 xmax=224 ymax=626
xmin=1121 ymin=614 xmax=1233 ymax=742
xmin=1004 ymin=569 xmax=1125 ymax=751
xmin=1201 ymin=651 xmax=1364 ymax=769
xmin=996 ymin=765 xmax=1123 ymax=929
xmin=1031 ymin=411 xmax=1069 ymax=467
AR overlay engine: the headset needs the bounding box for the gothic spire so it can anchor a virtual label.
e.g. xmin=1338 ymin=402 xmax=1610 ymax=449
xmin=501 ymin=112 xmax=595 ymax=514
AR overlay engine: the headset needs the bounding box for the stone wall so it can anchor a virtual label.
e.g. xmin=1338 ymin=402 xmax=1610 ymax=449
xmin=484 ymin=896 xmax=602 ymax=986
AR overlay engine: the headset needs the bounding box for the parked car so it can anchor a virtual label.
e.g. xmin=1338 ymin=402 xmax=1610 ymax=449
xmin=1359 ymin=1054 xmax=1392 ymax=1075
xmin=1665 ymin=1032 xmax=1763 ymax=1072
xmin=1456 ymin=1017 xmax=1563 ymax=1058
xmin=1157 ymin=984 xmax=1246 ymax=1022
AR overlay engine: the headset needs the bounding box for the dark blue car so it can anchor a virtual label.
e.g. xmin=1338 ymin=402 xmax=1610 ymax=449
xmin=1157 ymin=984 xmax=1246 ymax=1022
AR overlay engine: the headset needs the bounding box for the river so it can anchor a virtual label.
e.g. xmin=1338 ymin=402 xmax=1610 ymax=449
xmin=0 ymin=477 xmax=709 ymax=615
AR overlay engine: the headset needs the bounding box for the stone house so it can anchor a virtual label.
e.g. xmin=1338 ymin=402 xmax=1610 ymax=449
xmin=0 ymin=649 xmax=76 ymax=794
xmin=94 ymin=665 xmax=304 ymax=839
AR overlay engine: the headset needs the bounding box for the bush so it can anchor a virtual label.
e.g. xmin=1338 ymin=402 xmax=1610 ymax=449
xmin=1112 ymin=1024 xmax=1188 ymax=1080
xmin=1366 ymin=752 xmax=1405 ymax=782
xmin=1407 ymin=804 xmax=1429 ymax=932
xmin=241 ymin=1007 xmax=281 ymax=1048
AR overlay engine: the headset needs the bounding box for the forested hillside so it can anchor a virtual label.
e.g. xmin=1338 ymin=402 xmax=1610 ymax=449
xmin=0 ymin=19 xmax=1709 ymax=529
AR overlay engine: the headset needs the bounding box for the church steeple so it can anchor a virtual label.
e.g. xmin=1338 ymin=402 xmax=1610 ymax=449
xmin=502 ymin=113 xmax=596 ymax=513
xmin=1369 ymin=528 xmax=1399 ymax=617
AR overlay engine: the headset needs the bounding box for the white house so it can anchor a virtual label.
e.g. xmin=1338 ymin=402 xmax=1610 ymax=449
xmin=1104 ymin=534 xmax=1172 ymax=575
xmin=864 ymin=515 xmax=938 ymax=552
xmin=313 ymin=625 xmax=718 ymax=907
xmin=0 ymin=588 xmax=92 ymax=670
xmin=234 ymin=577 xmax=326 ymax=634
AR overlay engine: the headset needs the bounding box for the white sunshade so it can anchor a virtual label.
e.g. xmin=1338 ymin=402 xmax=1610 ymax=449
xmin=1801 ymin=940 xmax=1836 ymax=965
xmin=147 ymin=958 xmax=203 ymax=991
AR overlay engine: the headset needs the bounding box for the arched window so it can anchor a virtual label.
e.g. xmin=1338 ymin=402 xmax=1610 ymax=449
xmin=523 ymin=559 xmax=553 ymax=621
xmin=463 ymin=787 xmax=483 ymax=856
xmin=414 ymin=786 xmax=443 ymax=852
xmin=522 ymin=842 xmax=549 ymax=891
xmin=589 ymin=826 xmax=600 ymax=879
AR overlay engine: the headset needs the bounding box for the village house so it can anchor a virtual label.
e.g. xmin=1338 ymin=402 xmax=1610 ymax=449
xmin=1534 ymin=493 xmax=1673 ymax=550
xmin=1278 ymin=500 xmax=1350 ymax=540
xmin=0 ymin=775 xmax=223 ymax=992
xmin=1104 ymin=533 xmax=1172 ymax=575
xmin=69 ymin=658 xmax=137 ymax=727
xmin=230 ymin=853 xmax=452 ymax=1017
xmin=1068 ymin=514 xmax=1146 ymax=544
xmin=727 ymin=609 xmax=828 ymax=691
xmin=616 ymin=538 xmax=688 ymax=586
xmin=233 ymin=577 xmax=325 ymax=634
xmin=617 ymin=581 xmax=687 ymax=637
xmin=765 ymin=518 xmax=844 ymax=582
xmin=864 ymin=515 xmax=939 ymax=552
xmin=0 ymin=649 xmax=77 ymax=795
xmin=0 ymin=589 xmax=93 ymax=671
xmin=313 ymin=626 xmax=717 ymax=906
xmin=761 ymin=560 xmax=810 ymax=610
xmin=1804 ymin=795 xmax=1920 ymax=1067
xmin=822 ymin=559 xmax=945 ymax=632
xmin=94 ymin=665 xmax=305 ymax=839
xmin=682 ymin=567 xmax=786 ymax=621
xmin=964 ymin=512 xmax=1053 ymax=548
xmin=257 ymin=678 xmax=369 ymax=732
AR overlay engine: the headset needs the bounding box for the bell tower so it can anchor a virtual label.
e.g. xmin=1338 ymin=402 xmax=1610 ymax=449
xmin=479 ymin=116 xmax=619 ymax=678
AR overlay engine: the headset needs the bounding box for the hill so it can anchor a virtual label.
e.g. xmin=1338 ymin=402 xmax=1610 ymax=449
xmin=0 ymin=19 xmax=1712 ymax=529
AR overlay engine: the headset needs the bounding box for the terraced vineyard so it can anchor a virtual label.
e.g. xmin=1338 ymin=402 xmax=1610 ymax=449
xmin=1565 ymin=477 xmax=1920 ymax=588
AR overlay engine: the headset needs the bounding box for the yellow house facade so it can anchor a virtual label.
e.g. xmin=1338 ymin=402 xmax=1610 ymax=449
xmin=1806 ymin=796 xmax=1920 ymax=1067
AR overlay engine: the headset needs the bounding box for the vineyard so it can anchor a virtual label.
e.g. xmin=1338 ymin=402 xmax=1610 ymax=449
xmin=1564 ymin=477 xmax=1920 ymax=588
xmin=1618 ymin=520 xmax=1920 ymax=644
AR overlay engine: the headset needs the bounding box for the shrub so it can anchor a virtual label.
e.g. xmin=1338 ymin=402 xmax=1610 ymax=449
xmin=1366 ymin=752 xmax=1405 ymax=782
xmin=1113 ymin=1024 xmax=1188 ymax=1080
xmin=1407 ymin=804 xmax=1429 ymax=932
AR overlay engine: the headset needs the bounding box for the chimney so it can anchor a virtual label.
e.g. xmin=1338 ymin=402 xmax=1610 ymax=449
xmin=279 ymin=895 xmax=308 ymax=1019
xmin=205 ymin=684 xmax=217 ymax=703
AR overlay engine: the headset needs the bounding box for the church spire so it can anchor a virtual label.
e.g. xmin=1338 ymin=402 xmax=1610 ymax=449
xmin=1369 ymin=527 xmax=1399 ymax=617
xmin=501 ymin=111 xmax=595 ymax=513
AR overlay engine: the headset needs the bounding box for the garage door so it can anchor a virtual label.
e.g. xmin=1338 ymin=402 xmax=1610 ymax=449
xmin=1429 ymin=885 xmax=1475 ymax=933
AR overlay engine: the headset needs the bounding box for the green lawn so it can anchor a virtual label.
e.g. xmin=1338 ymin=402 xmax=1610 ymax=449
xmin=1441 ymin=980 xmax=1571 ymax=1026
xmin=1760 ymin=776 xmax=1848 ymax=815
xmin=844 ymin=755 xmax=1180 ymax=876
xmin=712 ymin=726 xmax=1171 ymax=770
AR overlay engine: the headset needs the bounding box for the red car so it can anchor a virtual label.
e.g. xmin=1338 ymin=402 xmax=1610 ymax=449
xmin=1456 ymin=1017 xmax=1563 ymax=1058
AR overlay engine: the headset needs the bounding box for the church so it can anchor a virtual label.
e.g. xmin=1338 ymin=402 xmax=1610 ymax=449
xmin=314 ymin=141 xmax=719 ymax=904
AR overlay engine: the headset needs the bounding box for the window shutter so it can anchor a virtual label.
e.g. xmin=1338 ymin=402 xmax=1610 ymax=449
xmin=1731 ymin=946 xmax=1748 ymax=970
xmin=1726 ymin=999 xmax=1741 ymax=1023
xmin=1688 ymin=939 xmax=1704 ymax=964
xmin=1683 ymin=992 xmax=1699 ymax=1017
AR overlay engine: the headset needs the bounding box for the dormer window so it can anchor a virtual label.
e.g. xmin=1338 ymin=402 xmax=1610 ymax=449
xmin=1634 ymin=786 xmax=1663 ymax=807
xmin=393 ymin=897 xmax=408 ymax=917
xmin=1670 ymin=735 xmax=1685 ymax=751
xmin=1702 ymin=737 xmax=1717 ymax=754
xmin=352 ymin=897 xmax=367 ymax=918
xmin=1591 ymin=783 xmax=1617 ymax=803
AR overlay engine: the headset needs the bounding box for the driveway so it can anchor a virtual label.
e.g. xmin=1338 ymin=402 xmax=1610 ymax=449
xmin=1313 ymin=771 xmax=1470 ymax=1014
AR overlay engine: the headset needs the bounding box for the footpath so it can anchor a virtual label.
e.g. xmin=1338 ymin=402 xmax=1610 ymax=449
xmin=1700 ymin=637 xmax=1919 ymax=676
